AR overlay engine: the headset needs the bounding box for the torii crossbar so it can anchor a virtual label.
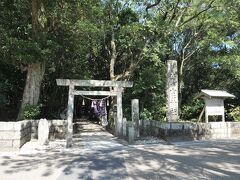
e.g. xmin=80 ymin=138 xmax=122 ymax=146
xmin=56 ymin=79 xmax=133 ymax=148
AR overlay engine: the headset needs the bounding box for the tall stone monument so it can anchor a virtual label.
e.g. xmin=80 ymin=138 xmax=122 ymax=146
xmin=166 ymin=60 xmax=179 ymax=122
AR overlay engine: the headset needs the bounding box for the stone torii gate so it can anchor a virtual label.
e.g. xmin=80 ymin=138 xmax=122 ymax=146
xmin=56 ymin=79 xmax=133 ymax=147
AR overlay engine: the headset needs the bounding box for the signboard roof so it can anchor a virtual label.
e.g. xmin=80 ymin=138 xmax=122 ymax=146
xmin=197 ymin=89 xmax=235 ymax=99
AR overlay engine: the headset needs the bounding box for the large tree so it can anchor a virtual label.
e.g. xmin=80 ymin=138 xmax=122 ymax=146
xmin=17 ymin=0 xmax=46 ymax=119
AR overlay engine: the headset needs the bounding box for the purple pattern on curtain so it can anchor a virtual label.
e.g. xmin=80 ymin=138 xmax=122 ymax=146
xmin=91 ymin=100 xmax=107 ymax=117
xmin=91 ymin=100 xmax=108 ymax=126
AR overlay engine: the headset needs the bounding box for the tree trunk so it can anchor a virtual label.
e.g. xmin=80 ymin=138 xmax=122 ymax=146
xmin=18 ymin=63 xmax=45 ymax=120
xmin=108 ymin=30 xmax=118 ymax=128
xmin=18 ymin=0 xmax=45 ymax=120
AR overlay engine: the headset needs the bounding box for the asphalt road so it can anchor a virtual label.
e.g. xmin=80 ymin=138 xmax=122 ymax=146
xmin=1 ymin=121 xmax=240 ymax=180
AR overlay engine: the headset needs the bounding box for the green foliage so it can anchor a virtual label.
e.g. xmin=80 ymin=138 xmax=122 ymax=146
xmin=140 ymin=107 xmax=167 ymax=121
xmin=181 ymin=100 xmax=204 ymax=120
xmin=23 ymin=104 xmax=41 ymax=119
xmin=140 ymin=108 xmax=153 ymax=120
xmin=0 ymin=0 xmax=240 ymax=120
xmin=130 ymin=60 xmax=166 ymax=121
xmin=230 ymin=106 xmax=240 ymax=122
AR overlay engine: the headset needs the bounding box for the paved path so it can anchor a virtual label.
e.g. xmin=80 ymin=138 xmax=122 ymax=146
xmin=1 ymin=120 xmax=240 ymax=180
xmin=57 ymin=121 xmax=129 ymax=180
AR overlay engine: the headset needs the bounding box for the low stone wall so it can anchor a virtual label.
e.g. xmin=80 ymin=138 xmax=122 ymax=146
xmin=0 ymin=120 xmax=32 ymax=151
xmin=31 ymin=119 xmax=67 ymax=140
xmin=139 ymin=120 xmax=240 ymax=140
xmin=0 ymin=119 xmax=67 ymax=151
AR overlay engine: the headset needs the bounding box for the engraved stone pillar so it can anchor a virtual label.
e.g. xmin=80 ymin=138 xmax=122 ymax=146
xmin=66 ymin=83 xmax=74 ymax=148
xmin=131 ymin=99 xmax=139 ymax=138
xmin=166 ymin=60 xmax=179 ymax=122
xmin=38 ymin=118 xmax=49 ymax=145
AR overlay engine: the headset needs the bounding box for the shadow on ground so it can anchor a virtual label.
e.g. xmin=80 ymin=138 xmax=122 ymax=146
xmin=1 ymin=120 xmax=240 ymax=180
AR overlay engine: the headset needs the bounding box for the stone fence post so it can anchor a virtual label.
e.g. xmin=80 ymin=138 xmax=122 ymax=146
xmin=128 ymin=121 xmax=135 ymax=144
xmin=123 ymin=118 xmax=127 ymax=137
xmin=132 ymin=99 xmax=139 ymax=138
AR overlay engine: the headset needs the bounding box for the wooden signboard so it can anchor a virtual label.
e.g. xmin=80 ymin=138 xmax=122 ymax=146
xmin=197 ymin=89 xmax=235 ymax=123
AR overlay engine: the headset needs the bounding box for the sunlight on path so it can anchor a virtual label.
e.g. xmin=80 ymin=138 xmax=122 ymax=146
xmin=1 ymin=120 xmax=240 ymax=180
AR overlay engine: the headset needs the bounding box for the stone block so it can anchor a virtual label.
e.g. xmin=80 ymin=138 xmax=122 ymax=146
xmin=160 ymin=123 xmax=167 ymax=129
xmin=211 ymin=128 xmax=227 ymax=135
xmin=219 ymin=122 xmax=227 ymax=128
xmin=154 ymin=127 xmax=159 ymax=136
xmin=0 ymin=131 xmax=21 ymax=139
xmin=225 ymin=122 xmax=231 ymax=128
xmin=203 ymin=134 xmax=211 ymax=140
xmin=14 ymin=122 xmax=22 ymax=130
xmin=31 ymin=124 xmax=38 ymax=130
xmin=50 ymin=120 xmax=67 ymax=126
xmin=31 ymin=120 xmax=39 ymax=127
xmin=49 ymin=124 xmax=55 ymax=133
xmin=154 ymin=120 xmax=158 ymax=126
xmin=232 ymin=122 xmax=240 ymax=128
xmin=171 ymin=123 xmax=183 ymax=130
xmin=212 ymin=134 xmax=227 ymax=139
xmin=0 ymin=140 xmax=13 ymax=147
xmin=128 ymin=125 xmax=135 ymax=144
xmin=144 ymin=120 xmax=150 ymax=126
xmin=183 ymin=123 xmax=189 ymax=130
xmin=22 ymin=130 xmax=31 ymax=140
xmin=12 ymin=140 xmax=21 ymax=148
xmin=231 ymin=134 xmax=240 ymax=138
xmin=31 ymin=132 xmax=38 ymax=139
xmin=231 ymin=129 xmax=240 ymax=135
xmin=151 ymin=120 xmax=155 ymax=126
xmin=0 ymin=122 xmax=15 ymax=131
xmin=209 ymin=122 xmax=221 ymax=129
xmin=201 ymin=123 xmax=211 ymax=129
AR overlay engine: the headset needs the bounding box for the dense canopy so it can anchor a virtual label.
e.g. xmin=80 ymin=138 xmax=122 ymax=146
xmin=0 ymin=0 xmax=239 ymax=122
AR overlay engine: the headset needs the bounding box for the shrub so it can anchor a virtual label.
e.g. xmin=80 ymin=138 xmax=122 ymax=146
xmin=23 ymin=104 xmax=41 ymax=119
xmin=140 ymin=108 xmax=153 ymax=120
xmin=181 ymin=99 xmax=204 ymax=120
xmin=230 ymin=106 xmax=240 ymax=122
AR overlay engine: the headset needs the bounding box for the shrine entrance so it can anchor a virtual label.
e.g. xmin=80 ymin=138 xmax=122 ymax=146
xmin=56 ymin=79 xmax=133 ymax=147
